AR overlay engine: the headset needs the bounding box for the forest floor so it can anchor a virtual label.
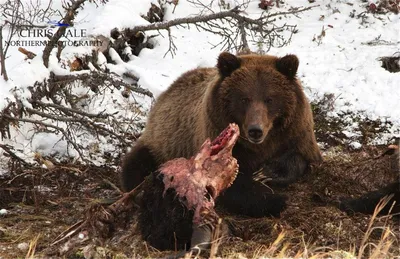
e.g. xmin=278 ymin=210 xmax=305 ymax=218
xmin=0 ymin=108 xmax=399 ymax=259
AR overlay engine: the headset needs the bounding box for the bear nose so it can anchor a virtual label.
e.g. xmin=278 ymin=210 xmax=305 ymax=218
xmin=248 ymin=125 xmax=263 ymax=142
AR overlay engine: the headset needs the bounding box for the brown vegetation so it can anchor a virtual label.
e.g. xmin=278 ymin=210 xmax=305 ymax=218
xmin=0 ymin=117 xmax=399 ymax=258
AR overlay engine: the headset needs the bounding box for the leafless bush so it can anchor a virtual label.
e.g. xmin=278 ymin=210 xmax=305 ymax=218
xmin=42 ymin=0 xmax=108 ymax=67
xmin=129 ymin=0 xmax=313 ymax=56
xmin=1 ymin=0 xmax=61 ymax=29
xmin=0 ymin=0 xmax=62 ymax=80
xmin=0 ymin=71 xmax=153 ymax=166
xmin=368 ymin=0 xmax=400 ymax=14
xmin=378 ymin=52 xmax=400 ymax=73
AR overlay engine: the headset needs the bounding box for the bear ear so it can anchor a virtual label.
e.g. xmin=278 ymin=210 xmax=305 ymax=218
xmin=276 ymin=54 xmax=299 ymax=79
xmin=217 ymin=52 xmax=241 ymax=77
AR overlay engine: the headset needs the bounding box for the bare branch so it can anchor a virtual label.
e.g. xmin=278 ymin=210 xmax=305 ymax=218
xmin=237 ymin=19 xmax=249 ymax=50
xmin=18 ymin=47 xmax=37 ymax=59
xmin=0 ymin=26 xmax=8 ymax=81
xmin=43 ymin=0 xmax=87 ymax=68
xmin=2 ymin=114 xmax=89 ymax=163
xmin=49 ymin=72 xmax=154 ymax=98
xmin=0 ymin=68 xmax=151 ymax=165
xmin=0 ymin=143 xmax=32 ymax=166
xmin=163 ymin=28 xmax=177 ymax=58
xmin=31 ymin=101 xmax=110 ymax=119
xmin=24 ymin=107 xmax=127 ymax=144
xmin=128 ymin=4 xmax=315 ymax=54
xmin=0 ymin=0 xmax=64 ymax=80
xmin=130 ymin=5 xmax=314 ymax=35
xmin=130 ymin=7 xmax=241 ymax=35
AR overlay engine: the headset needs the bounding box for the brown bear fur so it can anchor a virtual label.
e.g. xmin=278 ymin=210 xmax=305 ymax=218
xmin=122 ymin=52 xmax=321 ymax=186
xmin=121 ymin=52 xmax=322 ymax=250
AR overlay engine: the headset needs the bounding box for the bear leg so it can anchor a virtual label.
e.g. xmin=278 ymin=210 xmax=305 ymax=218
xmin=262 ymin=151 xmax=308 ymax=187
xmin=139 ymin=172 xmax=232 ymax=251
xmin=139 ymin=173 xmax=194 ymax=250
xmin=121 ymin=141 xmax=158 ymax=191
xmin=339 ymin=182 xmax=399 ymax=215
xmin=217 ymin=173 xmax=287 ymax=218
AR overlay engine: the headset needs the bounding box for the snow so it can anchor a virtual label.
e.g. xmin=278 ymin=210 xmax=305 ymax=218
xmin=350 ymin=141 xmax=362 ymax=149
xmin=31 ymin=132 xmax=76 ymax=158
xmin=80 ymin=0 xmax=153 ymax=36
xmin=16 ymin=242 xmax=29 ymax=251
xmin=0 ymin=0 xmax=399 ymax=172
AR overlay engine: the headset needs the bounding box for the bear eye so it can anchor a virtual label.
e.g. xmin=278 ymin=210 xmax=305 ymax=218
xmin=241 ymin=97 xmax=250 ymax=104
xmin=264 ymin=98 xmax=272 ymax=104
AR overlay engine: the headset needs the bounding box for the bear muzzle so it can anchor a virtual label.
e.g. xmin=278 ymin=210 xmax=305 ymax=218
xmin=242 ymin=120 xmax=273 ymax=144
xmin=248 ymin=124 xmax=264 ymax=143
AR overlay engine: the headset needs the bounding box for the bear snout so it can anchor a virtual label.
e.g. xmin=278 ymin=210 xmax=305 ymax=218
xmin=247 ymin=124 xmax=264 ymax=144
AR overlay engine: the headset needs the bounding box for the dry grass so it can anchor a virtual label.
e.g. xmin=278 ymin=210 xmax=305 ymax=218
xmin=357 ymin=196 xmax=397 ymax=259
xmin=0 ymin=145 xmax=399 ymax=259
xmin=217 ymin=195 xmax=398 ymax=259
xmin=219 ymin=218 xmax=396 ymax=259
xmin=25 ymin=234 xmax=40 ymax=259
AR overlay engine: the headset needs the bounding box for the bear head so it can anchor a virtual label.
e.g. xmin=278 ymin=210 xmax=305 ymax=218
xmin=211 ymin=52 xmax=303 ymax=145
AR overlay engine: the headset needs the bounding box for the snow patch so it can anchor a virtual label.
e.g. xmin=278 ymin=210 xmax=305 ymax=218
xmin=31 ymin=133 xmax=77 ymax=158
xmin=349 ymin=142 xmax=362 ymax=150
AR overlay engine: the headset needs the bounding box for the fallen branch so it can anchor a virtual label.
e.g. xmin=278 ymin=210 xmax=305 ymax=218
xmin=129 ymin=6 xmax=315 ymax=35
xmin=362 ymin=39 xmax=400 ymax=46
xmin=50 ymin=181 xmax=144 ymax=249
xmin=129 ymin=4 xmax=315 ymax=53
xmin=18 ymin=47 xmax=36 ymax=59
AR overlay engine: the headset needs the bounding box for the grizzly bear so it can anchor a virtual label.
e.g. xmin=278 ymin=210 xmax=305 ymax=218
xmin=121 ymin=52 xmax=322 ymax=250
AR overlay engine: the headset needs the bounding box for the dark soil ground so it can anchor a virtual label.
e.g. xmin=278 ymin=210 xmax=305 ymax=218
xmin=1 ymin=114 xmax=399 ymax=258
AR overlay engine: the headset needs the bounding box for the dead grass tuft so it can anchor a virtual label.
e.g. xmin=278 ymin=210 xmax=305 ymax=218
xmin=379 ymin=52 xmax=400 ymax=73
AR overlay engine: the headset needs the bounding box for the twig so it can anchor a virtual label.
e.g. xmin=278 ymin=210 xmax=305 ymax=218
xmin=237 ymin=19 xmax=249 ymax=51
xmin=24 ymin=107 xmax=122 ymax=140
xmin=0 ymin=143 xmax=31 ymax=166
xmin=50 ymin=181 xmax=145 ymax=248
xmin=103 ymin=179 xmax=123 ymax=194
xmin=163 ymin=28 xmax=177 ymax=58
xmin=31 ymin=101 xmax=110 ymax=119
xmin=1 ymin=1 xmax=20 ymax=74
xmin=50 ymin=219 xmax=85 ymax=246
xmin=49 ymin=72 xmax=153 ymax=98
xmin=0 ymin=26 xmax=8 ymax=81
xmin=43 ymin=0 xmax=87 ymax=67
xmin=2 ymin=115 xmax=88 ymax=163
xmin=5 ymin=171 xmax=32 ymax=185
xmin=18 ymin=47 xmax=36 ymax=59
xmin=357 ymin=195 xmax=395 ymax=259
